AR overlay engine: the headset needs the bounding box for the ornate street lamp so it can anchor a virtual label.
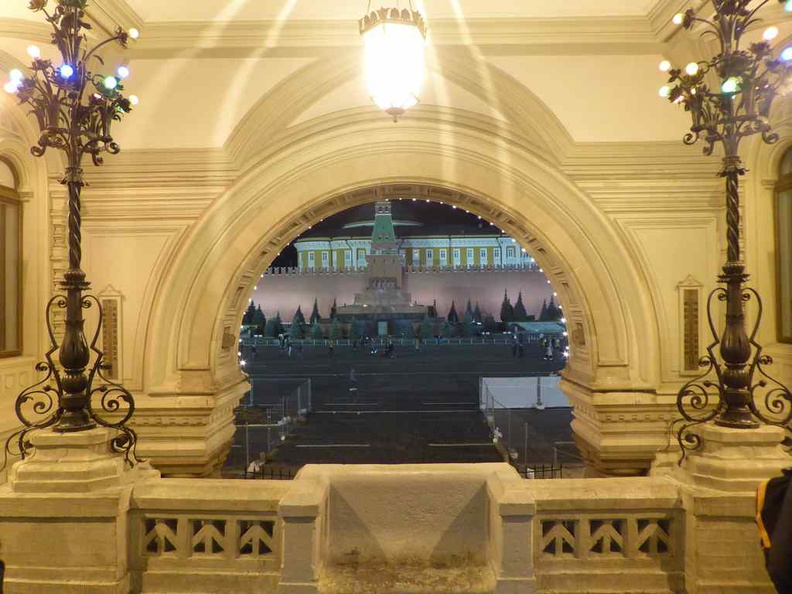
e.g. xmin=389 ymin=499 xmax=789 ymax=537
xmin=2 ymin=0 xmax=139 ymax=463
xmin=661 ymin=0 xmax=792 ymax=459
xmin=359 ymin=2 xmax=427 ymax=122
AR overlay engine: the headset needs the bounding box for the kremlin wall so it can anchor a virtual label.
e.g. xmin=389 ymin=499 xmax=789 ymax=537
xmin=251 ymin=264 xmax=553 ymax=323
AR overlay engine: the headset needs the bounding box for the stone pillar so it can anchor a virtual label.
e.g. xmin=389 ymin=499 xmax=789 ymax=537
xmin=277 ymin=480 xmax=326 ymax=594
xmin=493 ymin=489 xmax=537 ymax=594
xmin=671 ymin=425 xmax=790 ymax=594
xmin=0 ymin=428 xmax=159 ymax=593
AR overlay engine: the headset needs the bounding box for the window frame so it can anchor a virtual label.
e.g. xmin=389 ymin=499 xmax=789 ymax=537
xmin=0 ymin=183 xmax=22 ymax=359
xmin=775 ymin=156 xmax=792 ymax=343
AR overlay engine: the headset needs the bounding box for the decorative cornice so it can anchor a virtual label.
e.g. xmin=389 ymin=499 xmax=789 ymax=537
xmin=129 ymin=16 xmax=662 ymax=60
xmin=0 ymin=18 xmax=51 ymax=44
xmin=87 ymin=0 xmax=144 ymax=36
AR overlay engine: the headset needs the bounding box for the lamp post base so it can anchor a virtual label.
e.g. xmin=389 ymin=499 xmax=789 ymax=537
xmin=674 ymin=424 xmax=788 ymax=493
xmin=8 ymin=428 xmax=159 ymax=494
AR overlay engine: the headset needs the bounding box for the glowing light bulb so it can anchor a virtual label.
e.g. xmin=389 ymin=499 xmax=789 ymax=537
xmin=128 ymin=28 xmax=140 ymax=39
xmin=685 ymin=62 xmax=699 ymax=76
xmin=672 ymin=13 xmax=684 ymax=25
xmin=102 ymin=76 xmax=118 ymax=90
xmin=3 ymin=81 xmax=19 ymax=94
xmin=782 ymin=47 xmax=792 ymax=62
xmin=116 ymin=65 xmax=130 ymax=79
xmin=9 ymin=69 xmax=23 ymax=81
xmin=129 ymin=95 xmax=140 ymax=105
xmin=659 ymin=60 xmax=671 ymax=72
xmin=763 ymin=26 xmax=779 ymax=41
xmin=786 ymin=0 xmax=792 ymax=12
xmin=27 ymin=45 xmax=41 ymax=59
xmin=659 ymin=85 xmax=671 ymax=98
xmin=721 ymin=77 xmax=740 ymax=94
xmin=59 ymin=64 xmax=74 ymax=79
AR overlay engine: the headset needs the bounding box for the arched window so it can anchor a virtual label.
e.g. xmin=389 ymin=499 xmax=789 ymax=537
xmin=0 ymin=159 xmax=21 ymax=357
xmin=776 ymin=148 xmax=792 ymax=343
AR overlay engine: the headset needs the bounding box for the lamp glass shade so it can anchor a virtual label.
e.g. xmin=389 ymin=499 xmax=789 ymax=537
xmin=363 ymin=19 xmax=425 ymax=116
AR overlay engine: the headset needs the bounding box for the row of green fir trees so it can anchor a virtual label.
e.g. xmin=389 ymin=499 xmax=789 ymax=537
xmin=241 ymin=290 xmax=562 ymax=339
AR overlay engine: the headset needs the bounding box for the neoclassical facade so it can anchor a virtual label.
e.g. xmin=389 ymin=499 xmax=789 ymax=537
xmin=0 ymin=1 xmax=789 ymax=482
xmin=293 ymin=201 xmax=535 ymax=271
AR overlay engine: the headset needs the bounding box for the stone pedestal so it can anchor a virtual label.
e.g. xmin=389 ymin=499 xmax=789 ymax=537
xmin=675 ymin=424 xmax=789 ymax=492
xmin=9 ymin=427 xmax=159 ymax=493
xmin=671 ymin=424 xmax=791 ymax=594
xmin=0 ymin=428 xmax=161 ymax=593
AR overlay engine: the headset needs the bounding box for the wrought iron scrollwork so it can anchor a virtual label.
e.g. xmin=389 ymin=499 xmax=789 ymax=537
xmin=675 ymin=286 xmax=792 ymax=464
xmin=2 ymin=295 xmax=141 ymax=471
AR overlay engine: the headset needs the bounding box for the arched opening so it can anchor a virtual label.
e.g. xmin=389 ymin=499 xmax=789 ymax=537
xmin=139 ymin=116 xmax=663 ymax=476
xmin=227 ymin=194 xmax=574 ymax=477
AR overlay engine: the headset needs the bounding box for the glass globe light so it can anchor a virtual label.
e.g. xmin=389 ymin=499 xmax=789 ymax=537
xmin=102 ymin=76 xmax=119 ymax=90
xmin=659 ymin=60 xmax=671 ymax=72
xmin=117 ymin=65 xmax=130 ymax=79
xmin=782 ymin=47 xmax=792 ymax=62
xmin=786 ymin=0 xmax=792 ymax=12
xmin=685 ymin=62 xmax=699 ymax=75
xmin=9 ymin=69 xmax=23 ymax=82
xmin=129 ymin=94 xmax=140 ymax=105
xmin=59 ymin=64 xmax=75 ymax=79
xmin=721 ymin=77 xmax=740 ymax=94
xmin=3 ymin=81 xmax=19 ymax=94
xmin=128 ymin=28 xmax=140 ymax=39
xmin=360 ymin=7 xmax=427 ymax=122
xmin=763 ymin=26 xmax=779 ymax=41
xmin=659 ymin=85 xmax=671 ymax=98
xmin=27 ymin=45 xmax=41 ymax=59
xmin=672 ymin=13 xmax=684 ymax=25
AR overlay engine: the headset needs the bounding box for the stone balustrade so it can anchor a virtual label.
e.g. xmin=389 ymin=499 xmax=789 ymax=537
xmin=0 ymin=442 xmax=785 ymax=593
xmin=130 ymin=479 xmax=293 ymax=593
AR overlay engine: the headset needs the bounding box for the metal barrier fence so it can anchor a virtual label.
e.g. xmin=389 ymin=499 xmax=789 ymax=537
xmin=480 ymin=377 xmax=579 ymax=476
xmin=243 ymin=467 xmax=297 ymax=480
xmin=240 ymin=335 xmax=556 ymax=348
xmin=516 ymin=464 xmax=565 ymax=479
xmin=236 ymin=378 xmax=312 ymax=471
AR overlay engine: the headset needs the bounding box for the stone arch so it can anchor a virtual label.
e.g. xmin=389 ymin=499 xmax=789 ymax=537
xmin=226 ymin=47 xmax=572 ymax=165
xmin=145 ymin=113 xmax=660 ymax=402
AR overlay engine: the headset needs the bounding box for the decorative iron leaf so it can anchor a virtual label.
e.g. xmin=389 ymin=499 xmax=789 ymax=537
xmin=28 ymin=0 xmax=48 ymax=12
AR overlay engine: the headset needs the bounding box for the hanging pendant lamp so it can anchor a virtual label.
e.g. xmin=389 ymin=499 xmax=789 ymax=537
xmin=359 ymin=2 xmax=427 ymax=122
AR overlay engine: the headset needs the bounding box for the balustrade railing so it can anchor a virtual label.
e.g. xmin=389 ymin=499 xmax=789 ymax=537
xmin=130 ymin=480 xmax=291 ymax=591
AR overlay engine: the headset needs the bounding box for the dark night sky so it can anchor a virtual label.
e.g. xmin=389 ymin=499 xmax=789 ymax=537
xmin=270 ymin=200 xmax=504 ymax=268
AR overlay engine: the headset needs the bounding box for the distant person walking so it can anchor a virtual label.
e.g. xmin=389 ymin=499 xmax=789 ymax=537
xmin=328 ymin=339 xmax=335 ymax=356
xmin=348 ymin=367 xmax=358 ymax=399
xmin=251 ymin=344 xmax=257 ymax=361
